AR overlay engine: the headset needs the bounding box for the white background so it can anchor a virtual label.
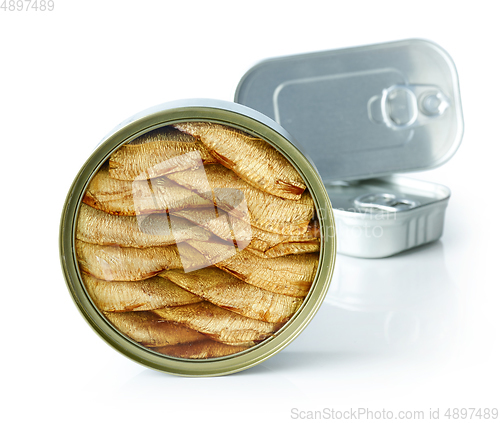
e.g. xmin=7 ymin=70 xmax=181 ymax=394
xmin=1 ymin=1 xmax=499 ymax=421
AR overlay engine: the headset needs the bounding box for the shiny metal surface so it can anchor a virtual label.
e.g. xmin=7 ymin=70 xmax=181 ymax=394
xmin=326 ymin=176 xmax=450 ymax=258
xmin=354 ymin=193 xmax=420 ymax=212
xmin=235 ymin=39 xmax=464 ymax=182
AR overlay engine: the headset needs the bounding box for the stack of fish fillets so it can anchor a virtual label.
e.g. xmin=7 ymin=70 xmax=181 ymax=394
xmin=75 ymin=123 xmax=320 ymax=359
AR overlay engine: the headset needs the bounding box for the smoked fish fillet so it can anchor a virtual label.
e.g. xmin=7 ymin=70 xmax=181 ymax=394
xmin=173 ymin=207 xmax=319 ymax=256
xmin=217 ymin=248 xmax=318 ymax=297
xmin=104 ymin=311 xmax=207 ymax=347
xmin=77 ymin=236 xmax=239 ymax=281
xmin=185 ymin=239 xmax=238 ymax=265
xmin=153 ymin=302 xmax=278 ymax=346
xmin=247 ymin=241 xmax=320 ymax=259
xmin=247 ymin=220 xmax=320 ymax=252
xmin=76 ymin=240 xmax=212 ymax=281
xmin=152 ymin=339 xmax=247 ymax=359
xmin=82 ymin=273 xmax=202 ymax=312
xmin=82 ymin=164 xmax=212 ymax=216
xmin=174 ymin=122 xmax=306 ymax=200
xmin=108 ymin=126 xmax=217 ymax=181
xmin=172 ymin=207 xmax=252 ymax=251
xmin=167 ymin=164 xmax=314 ymax=235
xmin=159 ymin=268 xmax=303 ymax=323
xmin=77 ymin=203 xmax=210 ymax=248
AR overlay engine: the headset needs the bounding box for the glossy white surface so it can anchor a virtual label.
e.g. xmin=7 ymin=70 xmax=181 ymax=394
xmin=1 ymin=1 xmax=498 ymax=421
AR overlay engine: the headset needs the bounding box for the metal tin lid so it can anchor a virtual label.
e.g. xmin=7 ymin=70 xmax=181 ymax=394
xmin=235 ymin=39 xmax=464 ymax=182
xmin=60 ymin=99 xmax=335 ymax=376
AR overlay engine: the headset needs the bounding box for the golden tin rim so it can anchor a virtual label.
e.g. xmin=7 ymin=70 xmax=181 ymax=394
xmin=60 ymin=99 xmax=336 ymax=377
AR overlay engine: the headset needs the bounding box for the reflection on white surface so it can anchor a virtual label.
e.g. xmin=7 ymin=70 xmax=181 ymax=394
xmin=108 ymin=241 xmax=461 ymax=413
xmin=319 ymin=241 xmax=458 ymax=355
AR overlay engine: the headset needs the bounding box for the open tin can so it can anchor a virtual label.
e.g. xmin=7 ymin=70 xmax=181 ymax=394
xmin=235 ymin=39 xmax=464 ymax=258
xmin=60 ymin=99 xmax=336 ymax=376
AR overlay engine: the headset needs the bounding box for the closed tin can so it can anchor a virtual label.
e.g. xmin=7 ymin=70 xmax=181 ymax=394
xmin=235 ymin=39 xmax=464 ymax=258
xmin=60 ymin=99 xmax=336 ymax=376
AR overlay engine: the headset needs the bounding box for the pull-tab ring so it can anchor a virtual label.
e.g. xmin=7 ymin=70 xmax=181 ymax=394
xmin=381 ymin=85 xmax=419 ymax=130
xmin=354 ymin=193 xmax=420 ymax=212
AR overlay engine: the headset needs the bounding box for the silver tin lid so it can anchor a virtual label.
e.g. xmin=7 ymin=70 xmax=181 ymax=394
xmin=235 ymin=39 xmax=464 ymax=182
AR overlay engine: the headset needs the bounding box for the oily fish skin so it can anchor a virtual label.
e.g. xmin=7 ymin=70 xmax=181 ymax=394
xmin=166 ymin=164 xmax=314 ymax=235
xmin=75 ymin=240 xmax=215 ymax=281
xmin=185 ymin=239 xmax=319 ymax=298
xmin=82 ymin=164 xmax=213 ymax=216
xmin=104 ymin=311 xmax=207 ymax=347
xmin=108 ymin=126 xmax=217 ymax=181
xmin=77 ymin=237 xmax=318 ymax=296
xmin=77 ymin=203 xmax=210 ymax=248
xmin=152 ymin=339 xmax=247 ymax=359
xmin=172 ymin=207 xmax=320 ymax=258
xmin=108 ymin=122 xmax=307 ymax=201
xmin=81 ymin=273 xmax=202 ymax=312
xmin=152 ymin=301 xmax=280 ymax=347
xmin=105 ymin=310 xmax=249 ymax=358
xmin=84 ymin=163 xmax=314 ymax=236
xmin=174 ymin=122 xmax=306 ymax=200
xmin=76 ymin=122 xmax=321 ymax=360
xmin=159 ymin=267 xmax=303 ymax=323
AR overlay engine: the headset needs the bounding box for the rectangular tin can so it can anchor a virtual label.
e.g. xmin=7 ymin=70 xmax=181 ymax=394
xmin=235 ymin=39 xmax=464 ymax=258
